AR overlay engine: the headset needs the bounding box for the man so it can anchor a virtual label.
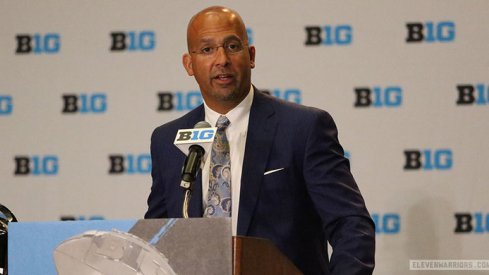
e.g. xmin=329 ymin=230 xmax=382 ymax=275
xmin=145 ymin=6 xmax=375 ymax=274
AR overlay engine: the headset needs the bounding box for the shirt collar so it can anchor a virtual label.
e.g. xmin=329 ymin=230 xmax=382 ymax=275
xmin=204 ymin=85 xmax=254 ymax=127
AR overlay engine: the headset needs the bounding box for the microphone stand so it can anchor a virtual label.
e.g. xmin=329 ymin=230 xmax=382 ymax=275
xmin=180 ymin=178 xmax=193 ymax=218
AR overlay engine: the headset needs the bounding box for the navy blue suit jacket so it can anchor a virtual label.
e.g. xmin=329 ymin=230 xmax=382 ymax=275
xmin=145 ymin=89 xmax=375 ymax=274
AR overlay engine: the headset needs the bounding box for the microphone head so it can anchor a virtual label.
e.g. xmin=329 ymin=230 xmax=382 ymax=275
xmin=194 ymin=121 xmax=211 ymax=129
xmin=174 ymin=122 xmax=217 ymax=159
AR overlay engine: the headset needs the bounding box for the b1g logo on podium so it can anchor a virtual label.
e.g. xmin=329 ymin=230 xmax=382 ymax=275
xmin=15 ymin=33 xmax=61 ymax=54
xmin=354 ymin=86 xmax=403 ymax=108
xmin=454 ymin=213 xmax=489 ymax=233
xmin=108 ymin=154 xmax=151 ymax=175
xmin=110 ymin=31 xmax=155 ymax=52
xmin=372 ymin=213 xmax=400 ymax=234
xmin=0 ymin=95 xmax=13 ymax=115
xmin=456 ymin=84 xmax=489 ymax=105
xmin=14 ymin=155 xmax=59 ymax=176
xmin=406 ymin=21 xmax=455 ymax=43
xmin=62 ymin=93 xmax=107 ymax=114
xmin=403 ymin=149 xmax=453 ymax=171
xmin=305 ymin=25 xmax=353 ymax=46
xmin=157 ymin=91 xmax=203 ymax=112
xmin=262 ymin=89 xmax=302 ymax=104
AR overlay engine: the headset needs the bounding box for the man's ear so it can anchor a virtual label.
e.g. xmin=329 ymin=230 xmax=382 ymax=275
xmin=249 ymin=46 xmax=256 ymax=69
xmin=182 ymin=53 xmax=194 ymax=76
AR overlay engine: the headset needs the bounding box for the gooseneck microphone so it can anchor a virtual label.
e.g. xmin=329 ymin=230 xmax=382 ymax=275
xmin=181 ymin=145 xmax=204 ymax=184
xmin=180 ymin=121 xmax=211 ymax=187
xmin=176 ymin=121 xmax=213 ymax=218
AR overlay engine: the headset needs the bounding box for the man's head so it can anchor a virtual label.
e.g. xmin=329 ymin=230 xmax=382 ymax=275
xmin=182 ymin=6 xmax=255 ymax=114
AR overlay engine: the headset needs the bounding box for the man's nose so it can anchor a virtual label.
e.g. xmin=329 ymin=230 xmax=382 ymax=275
xmin=214 ymin=46 xmax=231 ymax=66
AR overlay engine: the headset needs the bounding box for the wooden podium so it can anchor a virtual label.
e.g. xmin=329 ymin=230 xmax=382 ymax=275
xmin=233 ymin=236 xmax=302 ymax=275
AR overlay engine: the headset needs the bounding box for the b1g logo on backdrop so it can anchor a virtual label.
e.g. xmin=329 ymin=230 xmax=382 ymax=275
xmin=354 ymin=86 xmax=403 ymax=108
xmin=406 ymin=21 xmax=455 ymax=43
xmin=246 ymin=28 xmax=254 ymax=45
xmin=15 ymin=33 xmax=61 ymax=54
xmin=157 ymin=89 xmax=302 ymax=112
xmin=454 ymin=213 xmax=489 ymax=233
xmin=14 ymin=155 xmax=59 ymax=176
xmin=62 ymin=93 xmax=107 ymax=114
xmin=110 ymin=31 xmax=155 ymax=52
xmin=372 ymin=213 xmax=401 ymax=234
xmin=403 ymin=149 xmax=453 ymax=171
xmin=60 ymin=215 xmax=105 ymax=221
xmin=108 ymin=154 xmax=151 ymax=175
xmin=456 ymin=84 xmax=488 ymax=106
xmin=305 ymin=25 xmax=352 ymax=46
xmin=262 ymin=89 xmax=302 ymax=104
xmin=0 ymin=95 xmax=13 ymax=115
xmin=157 ymin=91 xmax=203 ymax=112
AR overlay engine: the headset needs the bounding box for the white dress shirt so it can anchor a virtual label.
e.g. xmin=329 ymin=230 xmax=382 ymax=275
xmin=202 ymin=86 xmax=253 ymax=235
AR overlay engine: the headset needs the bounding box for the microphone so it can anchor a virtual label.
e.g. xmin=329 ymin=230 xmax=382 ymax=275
xmin=1 ymin=203 xmax=17 ymax=274
xmin=173 ymin=121 xmax=216 ymax=218
xmin=179 ymin=121 xmax=212 ymax=188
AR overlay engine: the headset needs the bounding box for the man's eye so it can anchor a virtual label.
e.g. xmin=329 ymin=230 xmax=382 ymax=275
xmin=226 ymin=43 xmax=240 ymax=51
xmin=201 ymin=47 xmax=213 ymax=54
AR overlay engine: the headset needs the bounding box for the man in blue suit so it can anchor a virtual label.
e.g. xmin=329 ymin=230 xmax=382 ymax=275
xmin=145 ymin=6 xmax=375 ymax=274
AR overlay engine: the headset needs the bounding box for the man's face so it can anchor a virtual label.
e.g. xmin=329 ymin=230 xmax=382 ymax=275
xmin=183 ymin=10 xmax=255 ymax=113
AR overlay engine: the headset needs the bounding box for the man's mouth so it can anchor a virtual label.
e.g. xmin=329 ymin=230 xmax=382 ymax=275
xmin=213 ymin=73 xmax=234 ymax=84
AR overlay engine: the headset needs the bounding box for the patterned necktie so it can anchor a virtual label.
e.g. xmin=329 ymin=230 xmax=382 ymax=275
xmin=204 ymin=116 xmax=231 ymax=217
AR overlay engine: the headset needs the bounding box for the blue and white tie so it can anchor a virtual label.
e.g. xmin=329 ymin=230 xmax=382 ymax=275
xmin=204 ymin=116 xmax=232 ymax=217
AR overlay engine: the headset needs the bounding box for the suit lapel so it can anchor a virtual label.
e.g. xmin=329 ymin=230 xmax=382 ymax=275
xmin=237 ymin=89 xmax=278 ymax=235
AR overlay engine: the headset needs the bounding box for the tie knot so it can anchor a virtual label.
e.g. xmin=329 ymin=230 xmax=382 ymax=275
xmin=216 ymin=116 xmax=230 ymax=129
